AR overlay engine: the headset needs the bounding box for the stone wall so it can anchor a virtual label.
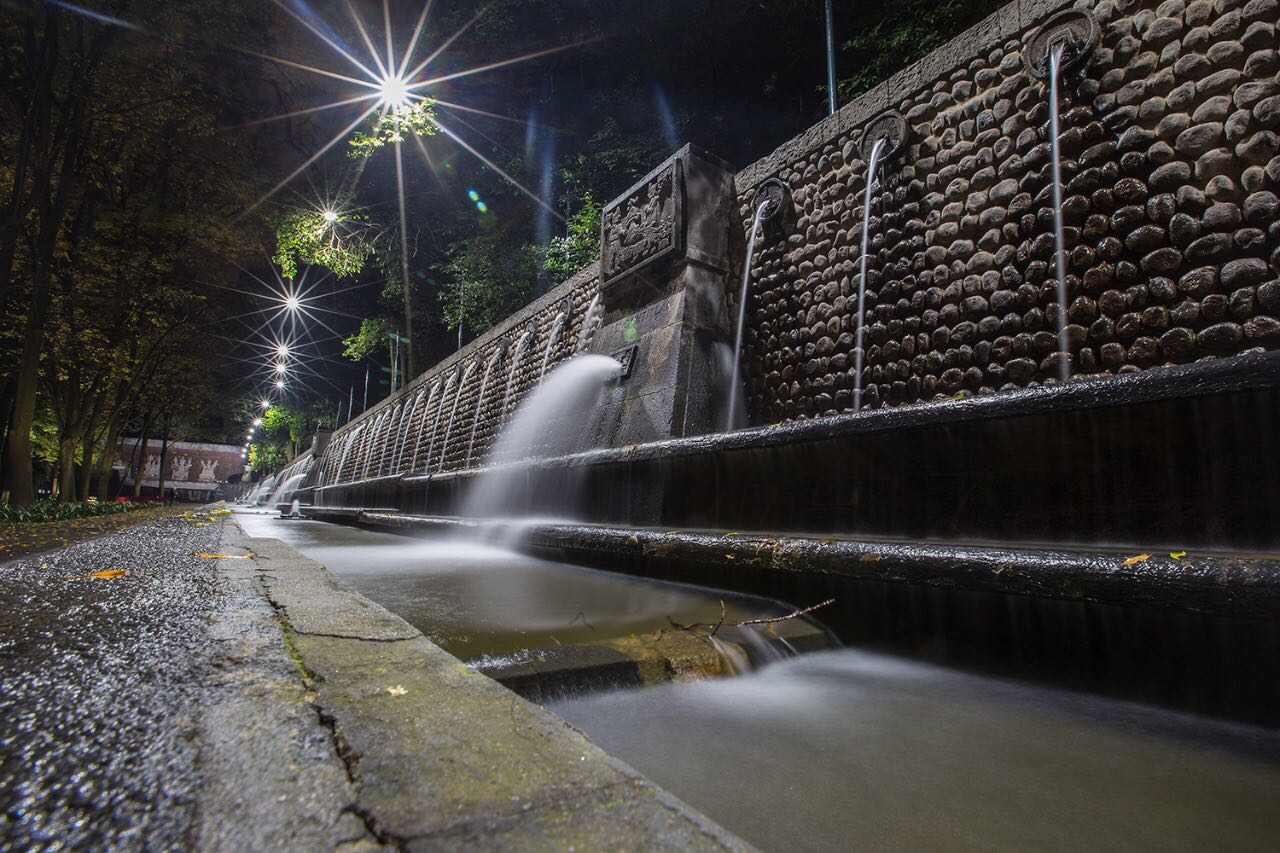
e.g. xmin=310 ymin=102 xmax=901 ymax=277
xmin=317 ymin=0 xmax=1279 ymax=487
xmin=315 ymin=263 xmax=604 ymax=488
xmin=732 ymin=0 xmax=1278 ymax=421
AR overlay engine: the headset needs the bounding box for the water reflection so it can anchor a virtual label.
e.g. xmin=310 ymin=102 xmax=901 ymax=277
xmin=234 ymin=512 xmax=787 ymax=659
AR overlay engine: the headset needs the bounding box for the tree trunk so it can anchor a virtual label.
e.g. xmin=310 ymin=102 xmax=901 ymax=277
xmin=156 ymin=412 xmax=170 ymax=499
xmin=131 ymin=412 xmax=151 ymax=498
xmin=96 ymin=422 xmax=122 ymax=500
xmin=56 ymin=435 xmax=77 ymax=502
xmin=4 ymin=282 xmax=54 ymax=505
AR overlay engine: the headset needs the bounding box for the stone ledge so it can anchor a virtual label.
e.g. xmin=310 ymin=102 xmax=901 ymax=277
xmin=224 ymin=518 xmax=751 ymax=850
xmin=328 ymin=514 xmax=1280 ymax=621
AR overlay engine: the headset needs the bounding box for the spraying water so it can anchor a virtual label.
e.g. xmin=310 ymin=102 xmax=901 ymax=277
xmin=499 ymin=328 xmax=534 ymax=425
xmin=1048 ymin=41 xmax=1071 ymax=382
xmin=460 ymin=354 xmax=620 ymax=525
xmin=466 ymin=347 xmax=505 ymax=467
xmin=725 ymin=202 xmax=770 ymax=430
xmin=538 ymin=311 xmax=568 ymax=381
xmin=439 ymin=361 xmax=479 ymax=471
xmin=853 ymin=136 xmax=887 ymax=412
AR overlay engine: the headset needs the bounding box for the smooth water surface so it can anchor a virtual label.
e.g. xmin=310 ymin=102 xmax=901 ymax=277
xmin=552 ymin=649 xmax=1280 ymax=852
xmin=234 ymin=511 xmax=785 ymax=659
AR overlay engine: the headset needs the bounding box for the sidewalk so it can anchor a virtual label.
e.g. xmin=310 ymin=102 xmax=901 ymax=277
xmin=0 ymin=507 xmax=750 ymax=851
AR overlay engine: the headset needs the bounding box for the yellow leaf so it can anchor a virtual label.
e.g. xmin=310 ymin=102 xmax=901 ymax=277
xmin=386 ymin=685 xmax=407 ymax=697
xmin=1121 ymin=554 xmax=1150 ymax=566
xmin=1170 ymin=551 xmax=1186 ymax=560
xmin=88 ymin=569 xmax=127 ymax=579
xmin=722 ymin=531 xmax=741 ymax=538
xmin=859 ymin=553 xmax=881 ymax=562
xmin=196 ymin=553 xmax=255 ymax=559
xmin=724 ymin=553 xmax=735 ymax=560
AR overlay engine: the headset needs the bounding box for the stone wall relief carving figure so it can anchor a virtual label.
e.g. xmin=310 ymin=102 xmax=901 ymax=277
xmin=601 ymin=163 xmax=681 ymax=285
xmin=198 ymin=459 xmax=219 ymax=481
xmin=172 ymin=455 xmax=192 ymax=482
xmin=171 ymin=455 xmax=193 ymax=481
xmin=143 ymin=455 xmax=161 ymax=479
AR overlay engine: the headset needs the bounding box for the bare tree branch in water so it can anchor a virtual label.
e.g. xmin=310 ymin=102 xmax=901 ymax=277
xmin=669 ymin=598 xmax=835 ymax=638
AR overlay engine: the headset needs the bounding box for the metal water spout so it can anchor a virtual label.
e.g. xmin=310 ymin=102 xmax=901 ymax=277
xmin=851 ymin=111 xmax=908 ymax=411
xmin=1024 ymin=9 xmax=1099 ymax=383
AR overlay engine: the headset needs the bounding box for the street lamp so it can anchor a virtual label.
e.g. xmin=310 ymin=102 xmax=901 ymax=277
xmin=275 ymin=343 xmax=290 ymax=358
xmin=284 ymin=295 xmax=300 ymax=312
xmin=274 ymin=362 xmax=287 ymax=374
xmin=253 ymin=418 xmax=262 ymax=426
xmin=275 ymin=379 xmax=285 ymax=389
xmin=322 ymin=209 xmax=338 ymax=223
xmin=378 ymin=74 xmax=410 ymax=110
xmin=260 ymin=399 xmax=270 ymax=409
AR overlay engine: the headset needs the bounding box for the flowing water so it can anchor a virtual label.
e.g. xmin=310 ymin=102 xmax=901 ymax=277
xmin=499 ymin=328 xmax=534 ymax=427
xmin=853 ymin=136 xmax=886 ymax=411
xmin=552 ymin=648 xmax=1280 ymax=852
xmin=402 ymin=380 xmax=441 ymax=472
xmin=575 ymin=293 xmax=602 ymax=353
xmin=265 ymin=472 xmax=305 ymax=510
xmin=459 ymin=354 xmax=619 ymax=525
xmin=538 ymin=311 xmax=568 ymax=381
xmin=1048 ymin=41 xmax=1071 ymax=382
xmin=233 ymin=511 xmax=796 ymax=662
xmin=333 ymin=425 xmax=361 ymax=485
xmin=438 ymin=361 xmax=478 ymax=471
xmin=725 ymin=201 xmax=769 ymax=430
xmin=466 ymin=348 xmax=505 ymax=467
xmin=423 ymin=371 xmax=458 ymax=473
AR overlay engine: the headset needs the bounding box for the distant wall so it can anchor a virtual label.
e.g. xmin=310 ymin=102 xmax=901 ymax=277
xmin=318 ymin=0 xmax=1280 ymax=486
xmin=316 ymin=263 xmax=603 ymax=488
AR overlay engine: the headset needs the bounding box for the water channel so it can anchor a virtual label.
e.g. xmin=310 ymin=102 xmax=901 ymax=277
xmin=235 ymin=509 xmax=1280 ymax=852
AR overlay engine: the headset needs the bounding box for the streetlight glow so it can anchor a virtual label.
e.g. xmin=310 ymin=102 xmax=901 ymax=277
xmin=275 ymin=379 xmax=285 ymax=389
xmin=274 ymin=362 xmax=287 ymax=374
xmin=377 ymin=74 xmax=410 ymax=110
xmin=322 ymin=208 xmax=338 ymax=223
xmin=253 ymin=418 xmax=262 ymax=426
xmin=284 ymin=295 xmax=301 ymax=311
xmin=275 ymin=343 xmax=290 ymax=358
xmin=260 ymin=399 xmax=270 ymax=409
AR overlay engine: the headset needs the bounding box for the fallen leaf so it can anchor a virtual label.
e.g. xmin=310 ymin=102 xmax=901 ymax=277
xmin=88 ymin=569 xmax=127 ymax=579
xmin=722 ymin=531 xmax=741 ymax=538
xmin=386 ymin=685 xmax=407 ymax=697
xmin=859 ymin=553 xmax=881 ymax=562
xmin=724 ymin=553 xmax=735 ymax=560
xmin=196 ymin=553 xmax=255 ymax=559
xmin=1121 ymin=554 xmax=1150 ymax=566
xmin=1170 ymin=551 xmax=1186 ymax=560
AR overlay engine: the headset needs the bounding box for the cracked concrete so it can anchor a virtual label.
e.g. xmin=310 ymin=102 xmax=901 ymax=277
xmin=222 ymin=522 xmax=752 ymax=851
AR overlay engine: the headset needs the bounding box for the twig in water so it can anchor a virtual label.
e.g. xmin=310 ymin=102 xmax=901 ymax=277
xmin=669 ymin=598 xmax=834 ymax=638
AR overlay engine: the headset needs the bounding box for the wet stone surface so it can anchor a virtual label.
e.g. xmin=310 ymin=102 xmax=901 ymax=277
xmin=0 ymin=510 xmax=228 ymax=849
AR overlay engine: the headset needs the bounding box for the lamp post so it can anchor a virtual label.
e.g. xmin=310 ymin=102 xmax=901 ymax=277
xmin=824 ymin=0 xmax=837 ymax=115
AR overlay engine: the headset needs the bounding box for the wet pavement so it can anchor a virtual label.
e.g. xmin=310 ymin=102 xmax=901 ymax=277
xmin=0 ymin=508 xmax=231 ymax=849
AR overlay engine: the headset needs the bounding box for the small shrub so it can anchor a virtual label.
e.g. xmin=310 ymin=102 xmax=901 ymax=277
xmin=0 ymin=499 xmax=147 ymax=524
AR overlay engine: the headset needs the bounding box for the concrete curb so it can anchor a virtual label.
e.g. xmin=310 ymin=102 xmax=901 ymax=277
xmin=217 ymin=519 xmax=753 ymax=851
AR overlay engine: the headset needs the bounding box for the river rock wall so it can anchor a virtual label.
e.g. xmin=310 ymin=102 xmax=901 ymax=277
xmin=314 ymin=0 xmax=1278 ymax=491
xmin=732 ymin=0 xmax=1279 ymax=420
